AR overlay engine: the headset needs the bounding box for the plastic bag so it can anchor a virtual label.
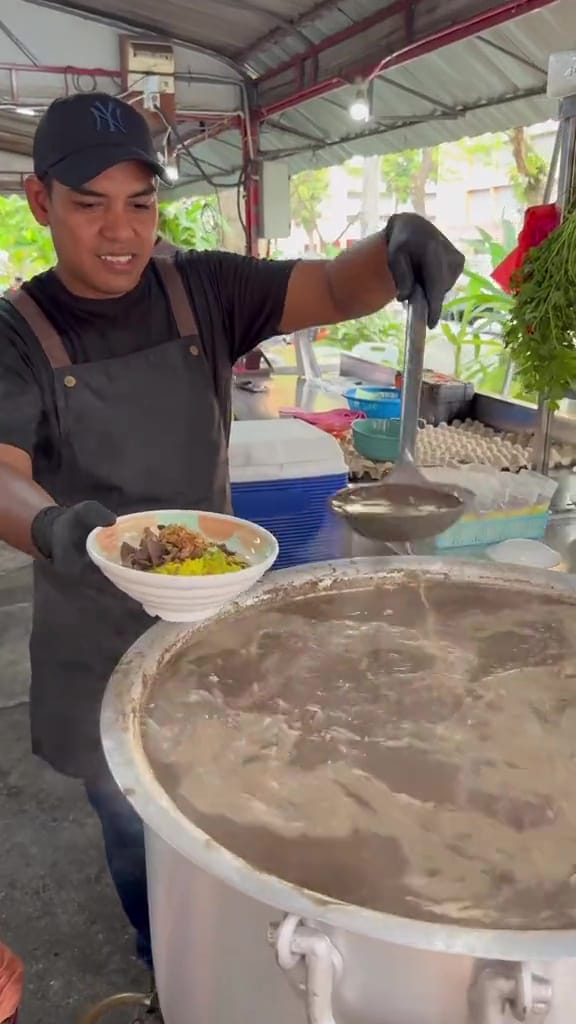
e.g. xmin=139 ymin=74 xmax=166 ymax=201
xmin=0 ymin=943 xmax=23 ymax=1023
xmin=492 ymin=204 xmax=561 ymax=293
xmin=421 ymin=465 xmax=558 ymax=514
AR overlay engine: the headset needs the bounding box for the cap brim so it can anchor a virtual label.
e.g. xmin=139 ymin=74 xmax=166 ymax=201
xmin=46 ymin=143 xmax=170 ymax=188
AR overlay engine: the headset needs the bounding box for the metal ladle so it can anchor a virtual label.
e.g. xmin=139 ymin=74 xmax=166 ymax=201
xmin=331 ymin=286 xmax=473 ymax=543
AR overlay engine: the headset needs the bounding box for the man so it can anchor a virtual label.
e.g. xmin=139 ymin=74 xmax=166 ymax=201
xmin=0 ymin=93 xmax=464 ymax=975
xmin=2 ymin=275 xmax=23 ymax=297
xmin=153 ymin=235 xmax=178 ymax=256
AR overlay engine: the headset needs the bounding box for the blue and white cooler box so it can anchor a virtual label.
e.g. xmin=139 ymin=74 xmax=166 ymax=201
xmin=230 ymin=419 xmax=349 ymax=570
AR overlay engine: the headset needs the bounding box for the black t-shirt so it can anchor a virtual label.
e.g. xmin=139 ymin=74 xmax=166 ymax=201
xmin=0 ymin=250 xmax=296 ymax=461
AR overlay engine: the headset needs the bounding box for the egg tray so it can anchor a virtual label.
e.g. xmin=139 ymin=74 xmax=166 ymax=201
xmin=341 ymin=418 xmax=576 ymax=482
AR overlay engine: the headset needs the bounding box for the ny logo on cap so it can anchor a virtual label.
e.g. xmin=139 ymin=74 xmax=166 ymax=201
xmin=90 ymin=100 xmax=126 ymax=134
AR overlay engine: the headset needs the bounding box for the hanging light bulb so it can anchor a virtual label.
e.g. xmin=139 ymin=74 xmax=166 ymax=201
xmin=349 ymin=83 xmax=370 ymax=123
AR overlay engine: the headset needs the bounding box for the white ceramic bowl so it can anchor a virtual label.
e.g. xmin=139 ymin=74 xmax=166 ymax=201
xmin=86 ymin=509 xmax=279 ymax=622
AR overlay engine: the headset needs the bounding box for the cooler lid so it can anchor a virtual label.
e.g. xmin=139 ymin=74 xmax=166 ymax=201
xmin=229 ymin=419 xmax=347 ymax=482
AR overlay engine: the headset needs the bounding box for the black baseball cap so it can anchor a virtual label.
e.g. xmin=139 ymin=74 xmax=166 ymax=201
xmin=33 ymin=92 xmax=170 ymax=187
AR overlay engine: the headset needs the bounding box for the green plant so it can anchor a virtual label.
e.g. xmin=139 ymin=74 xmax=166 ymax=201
xmin=379 ymin=147 xmax=439 ymax=215
xmin=440 ymin=248 xmax=516 ymax=390
xmin=0 ymin=195 xmax=56 ymax=286
xmin=321 ymin=307 xmax=405 ymax=364
xmin=290 ymin=168 xmax=330 ymax=247
xmin=158 ymin=196 xmax=221 ymax=250
xmin=508 ymin=127 xmax=548 ymax=207
xmin=436 ymin=222 xmax=545 ymax=398
xmin=503 ymin=210 xmax=576 ymax=407
xmin=470 ymin=221 xmax=518 ymax=270
xmin=0 ymin=193 xmax=221 ymax=290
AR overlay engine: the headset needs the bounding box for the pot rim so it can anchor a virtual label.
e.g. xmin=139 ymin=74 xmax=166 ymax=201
xmin=101 ymin=555 xmax=576 ymax=961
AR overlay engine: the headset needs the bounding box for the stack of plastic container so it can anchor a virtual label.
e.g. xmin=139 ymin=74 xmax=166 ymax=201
xmin=229 ymin=419 xmax=349 ymax=569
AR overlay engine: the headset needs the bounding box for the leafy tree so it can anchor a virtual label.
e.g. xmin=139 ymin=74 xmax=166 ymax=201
xmin=452 ymin=128 xmax=548 ymax=206
xmin=0 ymin=193 xmax=220 ymax=289
xmin=507 ymin=127 xmax=547 ymax=206
xmin=218 ymin=188 xmax=246 ymax=253
xmin=379 ymin=147 xmax=439 ymax=215
xmin=290 ymin=167 xmax=330 ymax=247
xmin=0 ymin=195 xmax=55 ymax=287
xmin=158 ymin=196 xmax=221 ymax=250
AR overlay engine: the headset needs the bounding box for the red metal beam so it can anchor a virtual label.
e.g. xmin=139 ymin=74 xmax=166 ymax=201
xmin=257 ymin=0 xmax=557 ymax=118
xmin=240 ymin=0 xmax=365 ymax=63
xmin=240 ymin=114 xmax=260 ymax=257
xmin=404 ymin=0 xmax=416 ymax=44
xmin=257 ymin=0 xmax=409 ymax=84
xmin=259 ymin=77 xmax=342 ymax=118
xmin=242 ymin=0 xmax=419 ymax=67
xmin=0 ymin=61 xmax=118 ymax=78
xmin=369 ymin=0 xmax=558 ymax=79
xmin=176 ymin=113 xmax=241 ymax=130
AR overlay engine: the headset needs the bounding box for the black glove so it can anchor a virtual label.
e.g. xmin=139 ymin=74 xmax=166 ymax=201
xmin=384 ymin=213 xmax=465 ymax=329
xmin=31 ymin=501 xmax=116 ymax=574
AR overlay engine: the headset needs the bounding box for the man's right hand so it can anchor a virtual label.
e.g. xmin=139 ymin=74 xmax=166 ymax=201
xmin=31 ymin=501 xmax=116 ymax=574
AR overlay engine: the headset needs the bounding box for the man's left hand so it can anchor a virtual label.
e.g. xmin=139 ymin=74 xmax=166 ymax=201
xmin=384 ymin=213 xmax=465 ymax=328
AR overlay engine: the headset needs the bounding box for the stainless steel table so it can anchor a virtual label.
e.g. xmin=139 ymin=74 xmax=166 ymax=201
xmin=232 ymin=375 xmax=349 ymax=421
xmin=231 ymin=372 xmax=576 ymax=575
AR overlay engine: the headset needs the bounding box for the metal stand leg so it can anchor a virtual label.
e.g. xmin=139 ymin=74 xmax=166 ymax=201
xmin=533 ymin=95 xmax=576 ymax=474
xmin=293 ymin=329 xmax=322 ymax=382
xmin=532 ymin=398 xmax=554 ymax=474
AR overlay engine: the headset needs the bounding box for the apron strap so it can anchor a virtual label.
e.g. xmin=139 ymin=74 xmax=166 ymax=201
xmin=153 ymin=256 xmax=198 ymax=338
xmin=5 ymin=288 xmax=71 ymax=369
xmin=6 ymin=259 xmax=197 ymax=367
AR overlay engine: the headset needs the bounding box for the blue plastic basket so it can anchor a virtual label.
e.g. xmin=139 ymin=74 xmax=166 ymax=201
xmin=352 ymin=417 xmax=401 ymax=462
xmin=433 ymin=509 xmax=550 ymax=550
xmin=344 ymin=386 xmax=402 ymax=419
xmin=232 ymin=472 xmax=349 ymax=569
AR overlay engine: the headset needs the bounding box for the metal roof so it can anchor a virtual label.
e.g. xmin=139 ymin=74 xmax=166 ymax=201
xmin=0 ymin=0 xmax=570 ymax=192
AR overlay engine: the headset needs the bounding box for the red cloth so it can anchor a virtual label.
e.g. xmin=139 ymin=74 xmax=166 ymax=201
xmin=492 ymin=204 xmax=561 ymax=293
xmin=0 ymin=944 xmax=23 ymax=1023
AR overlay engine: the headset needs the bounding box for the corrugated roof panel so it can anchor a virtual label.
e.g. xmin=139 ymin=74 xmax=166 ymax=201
xmin=248 ymin=0 xmax=540 ymax=82
xmin=42 ymin=0 xmax=329 ymax=56
xmin=0 ymin=0 xmax=570 ymax=193
xmin=177 ymin=1 xmax=565 ymax=189
xmin=178 ymin=87 xmax=553 ymax=191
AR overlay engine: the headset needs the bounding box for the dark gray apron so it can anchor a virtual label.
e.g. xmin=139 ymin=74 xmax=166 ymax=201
xmin=7 ymin=258 xmax=231 ymax=779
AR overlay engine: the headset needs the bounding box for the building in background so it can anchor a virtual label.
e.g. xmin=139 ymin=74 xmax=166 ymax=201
xmin=284 ymin=122 xmax=557 ymax=258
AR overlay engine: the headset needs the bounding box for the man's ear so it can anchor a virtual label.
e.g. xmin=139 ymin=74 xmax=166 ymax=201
xmin=24 ymin=174 xmax=51 ymax=226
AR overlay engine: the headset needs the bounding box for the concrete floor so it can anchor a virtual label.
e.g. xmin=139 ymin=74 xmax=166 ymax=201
xmin=0 ymin=544 xmax=148 ymax=1023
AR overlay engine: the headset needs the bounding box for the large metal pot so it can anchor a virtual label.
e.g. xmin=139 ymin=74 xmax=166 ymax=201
xmin=101 ymin=557 xmax=576 ymax=1024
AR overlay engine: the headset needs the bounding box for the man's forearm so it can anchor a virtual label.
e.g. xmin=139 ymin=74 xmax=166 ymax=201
xmin=280 ymin=231 xmax=397 ymax=333
xmin=0 ymin=462 xmax=55 ymax=555
xmin=280 ymin=214 xmax=464 ymax=334
xmin=325 ymin=231 xmax=396 ymax=320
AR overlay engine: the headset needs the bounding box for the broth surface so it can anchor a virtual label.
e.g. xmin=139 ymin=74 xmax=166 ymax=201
xmin=141 ymin=573 xmax=576 ymax=928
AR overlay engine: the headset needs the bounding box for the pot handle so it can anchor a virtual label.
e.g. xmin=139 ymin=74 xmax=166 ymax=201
xmin=270 ymin=915 xmax=343 ymax=1024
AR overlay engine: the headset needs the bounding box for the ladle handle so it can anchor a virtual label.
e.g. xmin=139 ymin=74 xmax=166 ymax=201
xmin=399 ymin=284 xmax=428 ymax=464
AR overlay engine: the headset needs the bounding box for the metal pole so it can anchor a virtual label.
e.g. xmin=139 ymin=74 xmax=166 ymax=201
xmin=399 ymin=285 xmax=428 ymax=462
xmin=532 ymin=398 xmax=554 ymax=474
xmin=542 ymin=122 xmax=562 ymax=205
xmin=532 ymin=95 xmax=576 ymax=474
xmin=240 ymin=111 xmax=260 ymax=257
